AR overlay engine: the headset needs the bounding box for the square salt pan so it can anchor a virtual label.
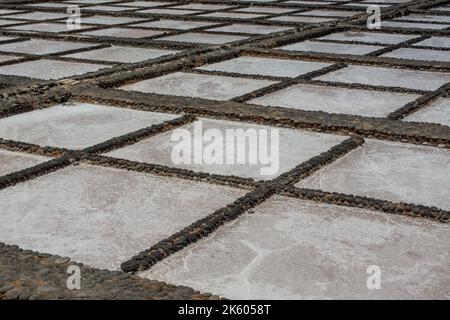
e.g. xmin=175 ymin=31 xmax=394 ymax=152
xmin=381 ymin=48 xmax=450 ymax=63
xmin=396 ymin=14 xmax=450 ymax=24
xmin=0 ymin=39 xmax=96 ymax=55
xmin=85 ymin=5 xmax=137 ymax=11
xmin=297 ymin=139 xmax=450 ymax=211
xmin=207 ymin=24 xmax=292 ymax=35
xmin=197 ymin=56 xmax=331 ymax=78
xmin=11 ymin=12 xmax=68 ymax=20
xmin=170 ymin=4 xmax=234 ymax=10
xmin=405 ymin=98 xmax=450 ymax=127
xmin=199 ymin=12 xmax=267 ymax=19
xmin=118 ymin=1 xmax=172 ymax=7
xmin=5 ymin=23 xmax=90 ymax=33
xmin=0 ymin=103 xmax=176 ymax=149
xmin=0 ymin=54 xmax=20 ymax=63
xmin=64 ymin=46 xmax=177 ymax=63
xmin=297 ymin=9 xmax=359 ymax=17
xmin=381 ymin=21 xmax=449 ymax=30
xmin=139 ymin=8 xmax=200 ymax=15
xmin=79 ymin=27 xmax=165 ymax=38
xmin=0 ymin=164 xmax=245 ymax=270
xmin=269 ymin=16 xmax=336 ymax=23
xmin=132 ymin=19 xmax=217 ymax=30
xmin=233 ymin=7 xmax=296 ymax=14
xmin=249 ymin=84 xmax=419 ymax=117
xmin=0 ymin=59 xmax=108 ymax=80
xmin=317 ymin=65 xmax=450 ymax=91
xmin=119 ymin=72 xmax=276 ymax=101
xmin=318 ymin=32 xmax=419 ymax=45
xmin=279 ymin=41 xmax=383 ymax=55
xmin=157 ymin=32 xmax=247 ymax=44
xmin=0 ymin=19 xmax=30 ymax=26
xmin=141 ymin=195 xmax=450 ymax=299
xmin=0 ymin=150 xmax=50 ymax=177
xmin=107 ymin=118 xmax=347 ymax=180
xmin=80 ymin=15 xmax=145 ymax=25
xmin=414 ymin=37 xmax=450 ymax=48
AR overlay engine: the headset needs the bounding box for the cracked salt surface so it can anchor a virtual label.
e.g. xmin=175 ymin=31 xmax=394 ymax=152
xmin=317 ymin=65 xmax=450 ymax=91
xmin=0 ymin=164 xmax=246 ymax=270
xmin=141 ymin=195 xmax=450 ymax=299
xmin=119 ymin=72 xmax=276 ymax=101
xmin=106 ymin=118 xmax=347 ymax=180
xmin=405 ymin=98 xmax=450 ymax=127
xmin=0 ymin=103 xmax=176 ymax=149
xmin=249 ymin=83 xmax=419 ymax=117
xmin=296 ymin=139 xmax=450 ymax=211
xmin=197 ymin=56 xmax=331 ymax=78
xmin=0 ymin=150 xmax=50 ymax=177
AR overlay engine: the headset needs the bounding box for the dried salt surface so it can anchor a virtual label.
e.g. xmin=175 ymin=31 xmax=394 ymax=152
xmin=362 ymin=0 xmax=410 ymax=3
xmin=132 ymin=19 xmax=217 ymax=30
xmin=170 ymin=4 xmax=233 ymax=10
xmin=5 ymin=22 xmax=89 ymax=33
xmin=197 ymin=56 xmax=331 ymax=78
xmin=0 ymin=59 xmax=108 ymax=80
xmin=138 ymin=8 xmax=200 ymax=15
xmin=157 ymin=32 xmax=247 ymax=44
xmin=107 ymin=118 xmax=347 ymax=180
xmin=381 ymin=21 xmax=449 ymax=30
xmin=249 ymin=84 xmax=419 ymax=117
xmin=207 ymin=23 xmax=292 ymax=35
xmin=318 ymin=31 xmax=419 ymax=45
xmin=413 ymin=37 xmax=450 ymax=48
xmin=28 ymin=2 xmax=77 ymax=8
xmin=141 ymin=195 xmax=450 ymax=299
xmin=0 ymin=19 xmax=23 ymax=26
xmin=0 ymin=164 xmax=246 ymax=270
xmin=233 ymin=7 xmax=296 ymax=14
xmin=279 ymin=41 xmax=383 ymax=55
xmin=119 ymin=72 xmax=276 ymax=101
xmin=79 ymin=27 xmax=165 ymax=38
xmin=0 ymin=36 xmax=16 ymax=42
xmin=317 ymin=65 xmax=450 ymax=91
xmin=381 ymin=48 xmax=450 ymax=63
xmin=405 ymin=98 xmax=450 ymax=127
xmin=297 ymin=9 xmax=359 ymax=17
xmin=396 ymin=14 xmax=450 ymax=24
xmin=64 ymin=46 xmax=177 ymax=63
xmin=0 ymin=150 xmax=50 ymax=177
xmin=269 ymin=16 xmax=336 ymax=23
xmin=0 ymin=103 xmax=176 ymax=149
xmin=118 ymin=1 xmax=172 ymax=7
xmin=85 ymin=5 xmax=136 ymax=11
xmin=79 ymin=15 xmax=145 ymax=25
xmin=199 ymin=12 xmax=267 ymax=19
xmin=0 ymin=39 xmax=96 ymax=55
xmin=284 ymin=0 xmax=334 ymax=5
xmin=0 ymin=9 xmax=24 ymax=14
xmin=0 ymin=54 xmax=20 ymax=63
xmin=297 ymin=139 xmax=450 ymax=211
xmin=11 ymin=12 xmax=68 ymax=20
xmin=66 ymin=0 xmax=121 ymax=3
